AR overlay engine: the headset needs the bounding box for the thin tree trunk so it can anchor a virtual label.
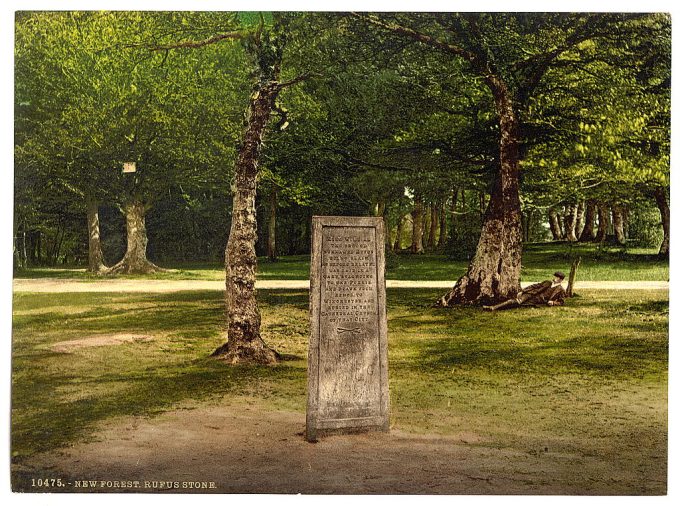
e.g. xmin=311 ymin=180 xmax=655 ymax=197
xmin=411 ymin=194 xmax=425 ymax=254
xmin=22 ymin=227 xmax=27 ymax=268
xmin=579 ymin=200 xmax=597 ymax=242
xmin=428 ymin=204 xmax=438 ymax=250
xmin=437 ymin=198 xmax=447 ymax=250
xmin=422 ymin=204 xmax=431 ymax=249
xmin=375 ymin=200 xmax=386 ymax=217
xmin=53 ymin=224 xmax=65 ymax=265
xmin=211 ymin=79 xmax=281 ymax=364
xmin=36 ymin=231 xmax=42 ymax=265
xmin=439 ymin=78 xmax=522 ymax=305
xmin=565 ymin=256 xmax=581 ymax=298
xmin=574 ymin=201 xmax=585 ymax=238
xmin=449 ymin=188 xmax=458 ymax=239
xmin=522 ymin=209 xmax=532 ymax=243
xmin=393 ymin=214 xmax=404 ymax=252
xmin=612 ymin=203 xmax=626 ymax=245
xmin=548 ymin=207 xmax=563 ymax=241
xmin=654 ymin=187 xmax=669 ymax=258
xmin=86 ymin=198 xmax=107 ymax=273
xmin=267 ymin=188 xmax=277 ymax=262
xmin=107 ymin=201 xmax=163 ymax=274
xmin=595 ymin=202 xmax=610 ymax=243
xmin=564 ymin=204 xmax=578 ymax=242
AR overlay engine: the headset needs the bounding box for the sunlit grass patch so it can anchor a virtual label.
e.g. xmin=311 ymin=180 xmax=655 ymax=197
xmin=11 ymin=288 xmax=667 ymax=481
xmin=14 ymin=242 xmax=668 ymax=281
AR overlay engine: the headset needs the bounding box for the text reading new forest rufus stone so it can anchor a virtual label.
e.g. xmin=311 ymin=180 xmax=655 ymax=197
xmin=318 ymin=227 xmax=380 ymax=420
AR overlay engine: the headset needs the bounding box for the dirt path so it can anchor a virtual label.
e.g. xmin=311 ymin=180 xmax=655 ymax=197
xmin=12 ymin=278 xmax=670 ymax=293
xmin=12 ymin=398 xmax=663 ymax=495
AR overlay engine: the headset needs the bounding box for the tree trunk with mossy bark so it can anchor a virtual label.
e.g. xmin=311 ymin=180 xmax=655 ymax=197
xmin=438 ymin=77 xmax=522 ymax=306
xmin=211 ymin=81 xmax=282 ymax=364
xmin=548 ymin=206 xmax=563 ymax=240
xmin=612 ymin=203 xmax=626 ymax=245
xmin=437 ymin=199 xmax=447 ymax=250
xmin=579 ymin=200 xmax=597 ymax=242
xmin=654 ymin=187 xmax=669 ymax=258
xmin=574 ymin=200 xmax=585 ymax=238
xmin=410 ymin=195 xmax=425 ymax=254
xmin=393 ymin=214 xmax=404 ymax=251
xmin=86 ymin=197 xmax=107 ymax=274
xmin=564 ymin=204 xmax=578 ymax=242
xmin=106 ymin=201 xmax=163 ymax=275
xmin=595 ymin=203 xmax=610 ymax=243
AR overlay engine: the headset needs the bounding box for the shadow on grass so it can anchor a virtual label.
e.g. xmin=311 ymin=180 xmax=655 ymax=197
xmin=11 ymin=356 xmax=306 ymax=462
xmin=391 ymin=290 xmax=669 ymax=378
xmin=12 ymin=290 xmax=311 ymax=460
xmin=11 ymin=288 xmax=668 ymax=463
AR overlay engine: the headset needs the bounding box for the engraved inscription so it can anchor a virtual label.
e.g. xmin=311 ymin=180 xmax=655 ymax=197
xmin=317 ymin=226 xmax=381 ymax=420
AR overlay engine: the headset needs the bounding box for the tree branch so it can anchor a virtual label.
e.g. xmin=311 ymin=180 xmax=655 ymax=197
xmin=350 ymin=13 xmax=478 ymax=65
xmin=277 ymin=72 xmax=320 ymax=89
xmin=329 ymin=148 xmax=413 ymax=172
xmin=146 ymin=32 xmax=244 ymax=51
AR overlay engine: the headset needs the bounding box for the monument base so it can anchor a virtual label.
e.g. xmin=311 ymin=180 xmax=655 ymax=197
xmin=305 ymin=422 xmax=389 ymax=443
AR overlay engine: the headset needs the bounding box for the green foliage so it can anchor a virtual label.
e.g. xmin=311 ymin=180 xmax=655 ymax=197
xmin=626 ymin=202 xmax=664 ymax=249
xmin=445 ymin=213 xmax=483 ymax=261
xmin=13 ymin=12 xmax=671 ymax=266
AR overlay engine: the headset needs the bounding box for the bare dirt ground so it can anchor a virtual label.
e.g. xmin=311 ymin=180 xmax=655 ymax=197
xmin=12 ymin=398 xmax=665 ymax=495
xmin=50 ymin=333 xmax=154 ymax=353
xmin=12 ymin=278 xmax=670 ymax=293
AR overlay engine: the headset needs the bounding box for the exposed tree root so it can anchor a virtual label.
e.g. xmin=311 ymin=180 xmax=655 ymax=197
xmin=211 ymin=338 xmax=280 ymax=365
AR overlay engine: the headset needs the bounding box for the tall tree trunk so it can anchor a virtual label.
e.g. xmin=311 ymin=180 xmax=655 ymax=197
xmin=438 ymin=78 xmax=522 ymax=305
xmin=375 ymin=200 xmax=386 ymax=217
xmin=211 ymin=80 xmax=281 ymax=364
xmin=522 ymin=209 xmax=532 ymax=243
xmin=267 ymin=188 xmax=277 ymax=262
xmin=393 ymin=214 xmax=404 ymax=251
xmin=449 ymin=188 xmax=458 ymax=239
xmin=22 ymin=225 xmax=27 ymax=268
xmin=437 ymin=198 xmax=448 ymax=250
xmin=86 ymin=198 xmax=107 ymax=273
xmin=411 ymin=194 xmax=425 ymax=254
xmin=564 ymin=204 xmax=578 ymax=242
xmin=422 ymin=204 xmax=431 ymax=249
xmin=107 ymin=201 xmax=162 ymax=274
xmin=654 ymin=187 xmax=669 ymax=258
xmin=428 ymin=204 xmax=438 ymax=250
xmin=52 ymin=224 xmax=65 ymax=265
xmin=611 ymin=203 xmax=626 ymax=245
xmin=579 ymin=200 xmax=597 ymax=242
xmin=595 ymin=202 xmax=610 ymax=243
xmin=548 ymin=206 xmax=564 ymax=241
xmin=574 ymin=201 xmax=585 ymax=238
xmin=36 ymin=231 xmax=42 ymax=265
xmin=375 ymin=200 xmax=391 ymax=247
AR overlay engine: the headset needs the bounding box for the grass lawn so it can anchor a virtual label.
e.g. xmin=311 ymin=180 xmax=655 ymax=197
xmin=12 ymin=287 xmax=668 ymax=484
xmin=13 ymin=243 xmax=668 ymax=282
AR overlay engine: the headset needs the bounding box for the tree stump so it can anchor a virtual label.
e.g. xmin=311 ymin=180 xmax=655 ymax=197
xmin=565 ymin=256 xmax=581 ymax=298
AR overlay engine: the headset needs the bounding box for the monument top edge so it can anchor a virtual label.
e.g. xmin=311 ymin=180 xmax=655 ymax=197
xmin=312 ymin=216 xmax=384 ymax=226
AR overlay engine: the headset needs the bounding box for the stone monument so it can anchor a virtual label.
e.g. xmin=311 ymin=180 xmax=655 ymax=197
xmin=306 ymin=216 xmax=390 ymax=441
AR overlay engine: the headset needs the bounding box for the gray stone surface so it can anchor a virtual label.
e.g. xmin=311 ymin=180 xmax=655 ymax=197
xmin=306 ymin=216 xmax=389 ymax=441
